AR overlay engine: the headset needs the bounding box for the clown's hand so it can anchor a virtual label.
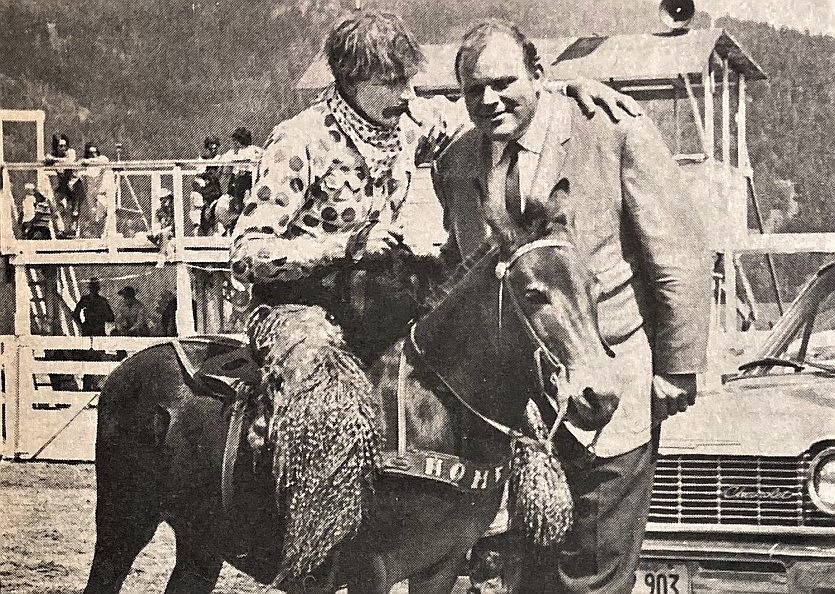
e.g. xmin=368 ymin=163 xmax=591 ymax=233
xmin=562 ymin=78 xmax=643 ymax=123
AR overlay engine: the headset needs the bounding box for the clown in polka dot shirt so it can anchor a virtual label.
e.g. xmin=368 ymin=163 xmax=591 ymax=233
xmin=230 ymin=95 xmax=467 ymax=283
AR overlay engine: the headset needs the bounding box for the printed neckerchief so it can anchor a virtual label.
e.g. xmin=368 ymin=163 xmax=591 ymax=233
xmin=324 ymin=85 xmax=403 ymax=184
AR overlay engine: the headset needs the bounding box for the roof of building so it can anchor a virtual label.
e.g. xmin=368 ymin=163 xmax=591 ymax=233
xmin=296 ymin=28 xmax=766 ymax=92
xmin=549 ymin=28 xmax=766 ymax=83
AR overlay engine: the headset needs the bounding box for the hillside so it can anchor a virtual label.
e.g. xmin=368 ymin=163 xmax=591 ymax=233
xmin=0 ymin=3 xmax=831 ymax=246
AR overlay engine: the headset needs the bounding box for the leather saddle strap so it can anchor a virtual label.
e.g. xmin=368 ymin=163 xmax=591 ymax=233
xmin=396 ymin=347 xmax=408 ymax=459
xmin=222 ymin=396 xmax=248 ymax=514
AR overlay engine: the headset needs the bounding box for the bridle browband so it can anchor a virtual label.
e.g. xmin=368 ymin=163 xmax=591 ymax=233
xmin=407 ymin=238 xmax=579 ymax=456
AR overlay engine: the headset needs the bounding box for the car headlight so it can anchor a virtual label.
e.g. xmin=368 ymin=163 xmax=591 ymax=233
xmin=809 ymin=447 xmax=835 ymax=515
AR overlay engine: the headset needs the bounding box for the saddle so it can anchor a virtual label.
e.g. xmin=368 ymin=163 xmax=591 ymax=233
xmin=169 ymin=335 xmax=264 ymax=514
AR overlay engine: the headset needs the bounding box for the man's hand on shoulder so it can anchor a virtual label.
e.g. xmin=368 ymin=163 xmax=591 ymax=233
xmin=561 ymin=78 xmax=643 ymax=123
xmin=652 ymin=372 xmax=697 ymax=423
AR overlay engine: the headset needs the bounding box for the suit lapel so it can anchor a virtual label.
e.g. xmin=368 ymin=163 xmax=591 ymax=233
xmin=528 ymin=93 xmax=573 ymax=207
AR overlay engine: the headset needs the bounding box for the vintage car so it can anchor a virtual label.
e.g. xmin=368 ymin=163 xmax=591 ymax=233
xmin=636 ymin=262 xmax=835 ymax=594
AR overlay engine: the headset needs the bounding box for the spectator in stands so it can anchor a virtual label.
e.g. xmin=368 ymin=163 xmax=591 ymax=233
xmin=222 ymin=127 xmax=262 ymax=215
xmin=113 ymin=285 xmax=150 ymax=336
xmin=73 ymin=277 xmax=115 ymax=336
xmin=148 ymin=191 xmax=176 ymax=263
xmin=156 ymin=290 xmax=178 ymax=336
xmin=79 ymin=142 xmax=111 ymax=238
xmin=193 ymin=135 xmax=223 ymax=235
xmin=73 ymin=277 xmax=115 ymax=390
xmin=19 ymin=182 xmax=53 ymax=239
xmin=45 ymin=133 xmax=82 ymax=237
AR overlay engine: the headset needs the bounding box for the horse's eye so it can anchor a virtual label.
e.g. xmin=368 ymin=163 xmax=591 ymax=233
xmin=524 ymin=288 xmax=549 ymax=305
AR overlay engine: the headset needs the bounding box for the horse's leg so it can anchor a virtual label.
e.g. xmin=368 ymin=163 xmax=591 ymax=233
xmin=407 ymin=553 xmax=466 ymax=594
xmin=163 ymin=526 xmax=223 ymax=594
xmin=83 ymin=514 xmax=159 ymax=594
xmin=344 ymin=553 xmax=390 ymax=594
xmin=164 ymin=519 xmax=224 ymax=594
xmin=83 ymin=447 xmax=162 ymax=593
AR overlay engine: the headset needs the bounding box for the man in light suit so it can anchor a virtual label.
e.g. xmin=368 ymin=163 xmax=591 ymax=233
xmin=432 ymin=20 xmax=712 ymax=593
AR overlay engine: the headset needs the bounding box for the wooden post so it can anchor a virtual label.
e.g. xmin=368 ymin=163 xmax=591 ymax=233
xmin=0 ymin=119 xmax=5 ymax=164
xmin=105 ymin=169 xmax=119 ymax=241
xmin=721 ymin=58 xmax=731 ymax=165
xmin=703 ymin=58 xmax=714 ymax=160
xmin=724 ymin=250 xmax=737 ymax=335
xmin=673 ymin=86 xmax=681 ymax=156
xmin=737 ymin=73 xmax=748 ymax=170
xmin=150 ymin=172 xmax=162 ymax=234
xmin=682 ymin=74 xmax=708 ymax=157
xmin=214 ymin=272 xmax=226 ymax=333
xmin=0 ymin=167 xmax=13 ymax=254
xmin=175 ymin=262 xmax=194 ymax=336
xmin=14 ymin=266 xmax=31 ymax=338
xmin=171 ymin=165 xmax=185 ymax=243
xmin=3 ymin=339 xmax=20 ymax=458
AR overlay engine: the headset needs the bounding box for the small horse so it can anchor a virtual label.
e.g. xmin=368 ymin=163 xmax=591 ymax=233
xmin=83 ymin=214 xmax=620 ymax=594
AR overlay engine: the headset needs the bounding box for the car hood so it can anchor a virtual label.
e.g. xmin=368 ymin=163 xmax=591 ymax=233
xmin=659 ymin=371 xmax=835 ymax=456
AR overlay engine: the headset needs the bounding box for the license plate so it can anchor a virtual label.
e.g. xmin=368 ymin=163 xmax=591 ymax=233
xmin=632 ymin=563 xmax=691 ymax=594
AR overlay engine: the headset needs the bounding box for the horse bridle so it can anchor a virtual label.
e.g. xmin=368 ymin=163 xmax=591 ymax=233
xmin=407 ymin=238 xmax=577 ymax=455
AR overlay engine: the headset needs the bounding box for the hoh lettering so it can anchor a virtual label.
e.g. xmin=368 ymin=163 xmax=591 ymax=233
xmin=422 ymin=455 xmax=506 ymax=490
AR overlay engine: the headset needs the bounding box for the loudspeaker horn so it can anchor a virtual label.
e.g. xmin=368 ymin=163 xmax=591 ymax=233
xmin=659 ymin=0 xmax=695 ymax=31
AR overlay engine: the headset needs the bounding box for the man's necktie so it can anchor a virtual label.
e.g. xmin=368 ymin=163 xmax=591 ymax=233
xmin=504 ymin=141 xmax=523 ymax=225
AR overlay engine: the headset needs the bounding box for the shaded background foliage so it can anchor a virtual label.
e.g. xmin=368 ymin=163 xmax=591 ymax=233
xmin=0 ymin=0 xmax=832 ymax=300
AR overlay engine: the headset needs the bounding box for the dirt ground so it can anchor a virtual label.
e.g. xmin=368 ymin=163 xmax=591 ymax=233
xmin=0 ymin=461 xmax=470 ymax=593
xmin=0 ymin=461 xmax=269 ymax=594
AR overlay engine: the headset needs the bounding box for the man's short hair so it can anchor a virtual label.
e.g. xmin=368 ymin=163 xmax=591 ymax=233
xmin=231 ymin=127 xmax=252 ymax=147
xmin=51 ymin=133 xmax=70 ymax=154
xmin=325 ymin=11 xmax=425 ymax=88
xmin=204 ymin=135 xmax=220 ymax=149
xmin=455 ymin=19 xmax=541 ymax=83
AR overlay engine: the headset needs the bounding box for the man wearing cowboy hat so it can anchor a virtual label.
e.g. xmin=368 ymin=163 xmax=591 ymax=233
xmin=73 ymin=278 xmax=114 ymax=337
xmin=73 ymin=278 xmax=115 ymax=390
xmin=114 ymin=285 xmax=150 ymax=337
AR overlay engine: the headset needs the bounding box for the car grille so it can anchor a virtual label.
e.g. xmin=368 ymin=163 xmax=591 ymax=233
xmin=648 ymin=454 xmax=835 ymax=528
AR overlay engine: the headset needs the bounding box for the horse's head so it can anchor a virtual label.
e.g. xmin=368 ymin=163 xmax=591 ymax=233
xmin=491 ymin=204 xmax=621 ymax=432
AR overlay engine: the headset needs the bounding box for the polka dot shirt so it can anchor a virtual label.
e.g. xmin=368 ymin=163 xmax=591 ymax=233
xmin=231 ymin=94 xmax=469 ymax=283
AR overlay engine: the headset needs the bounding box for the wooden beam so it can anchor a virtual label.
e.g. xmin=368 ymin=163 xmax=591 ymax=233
xmin=703 ymin=58 xmax=715 ymax=160
xmin=14 ymin=266 xmax=31 ymax=337
xmin=150 ymin=172 xmax=162 ymax=234
xmin=35 ymin=115 xmax=45 ymax=162
xmin=682 ymin=74 xmax=708 ymax=157
xmin=175 ymin=262 xmax=195 ymax=336
xmin=172 ymin=164 xmax=185 ymax=244
xmin=737 ymin=73 xmax=748 ymax=169
xmin=721 ymin=58 xmax=731 ymax=165
xmin=723 ymin=250 xmax=737 ymax=334
xmin=737 ymin=233 xmax=835 ymax=254
xmin=27 ymin=360 xmax=119 ymax=375
xmin=673 ymin=86 xmax=681 ymax=156
xmin=18 ymin=335 xmax=171 ymax=351
xmin=0 ymin=109 xmax=46 ymax=123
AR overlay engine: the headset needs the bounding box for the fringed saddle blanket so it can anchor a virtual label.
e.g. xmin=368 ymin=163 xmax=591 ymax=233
xmin=246 ymin=304 xmax=380 ymax=582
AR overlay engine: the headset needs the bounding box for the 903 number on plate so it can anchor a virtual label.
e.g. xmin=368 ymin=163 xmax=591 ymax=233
xmin=632 ymin=563 xmax=690 ymax=594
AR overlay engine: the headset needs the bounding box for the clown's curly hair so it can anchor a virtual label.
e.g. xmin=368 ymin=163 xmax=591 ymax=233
xmin=325 ymin=10 xmax=425 ymax=89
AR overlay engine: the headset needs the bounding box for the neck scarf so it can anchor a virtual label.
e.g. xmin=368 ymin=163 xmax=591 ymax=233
xmin=324 ymin=85 xmax=403 ymax=183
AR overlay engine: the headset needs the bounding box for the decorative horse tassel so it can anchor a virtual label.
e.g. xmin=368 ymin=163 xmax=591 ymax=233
xmin=508 ymin=399 xmax=573 ymax=548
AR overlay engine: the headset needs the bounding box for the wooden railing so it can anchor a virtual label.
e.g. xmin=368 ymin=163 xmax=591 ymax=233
xmin=0 ymin=158 xmax=255 ymax=264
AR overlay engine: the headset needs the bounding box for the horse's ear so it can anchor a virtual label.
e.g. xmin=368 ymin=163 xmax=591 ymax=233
xmin=522 ymin=199 xmax=572 ymax=241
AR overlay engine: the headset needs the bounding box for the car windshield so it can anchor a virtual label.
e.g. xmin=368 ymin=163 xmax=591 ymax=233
xmin=768 ymin=277 xmax=835 ymax=372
